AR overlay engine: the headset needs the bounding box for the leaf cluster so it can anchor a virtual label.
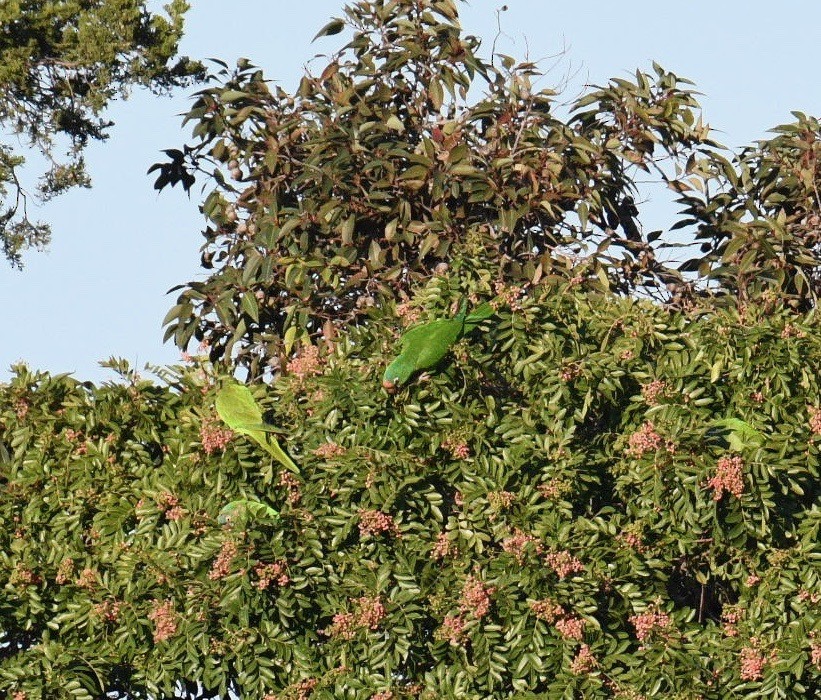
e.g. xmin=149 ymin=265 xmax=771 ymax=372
xmin=0 ymin=0 xmax=204 ymax=267
xmin=157 ymin=0 xmax=716 ymax=377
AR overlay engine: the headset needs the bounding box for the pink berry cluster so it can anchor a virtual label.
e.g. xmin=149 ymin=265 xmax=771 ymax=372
xmin=441 ymin=434 xmax=470 ymax=459
xmin=93 ymin=599 xmax=123 ymax=622
xmin=157 ymin=491 xmax=185 ymax=521
xmin=286 ymin=344 xmax=322 ymax=381
xmin=537 ymin=478 xmax=569 ymax=500
xmin=312 ymin=441 xmax=346 ymax=459
xmin=569 ymin=644 xmax=598 ymax=675
xmin=641 ymin=380 xmax=668 ymax=405
xmin=438 ymin=613 xmax=467 ymax=646
xmin=529 ymin=599 xmax=564 ymax=623
xmin=529 ymin=599 xmax=585 ymax=640
xmin=324 ymin=596 xmax=386 ymax=639
xmin=626 ymin=421 xmax=663 ymax=457
xmin=263 ymin=677 xmax=318 ymax=700
xmin=629 ymin=606 xmax=672 ymax=642
xmin=199 ymin=419 xmax=233 ymax=455
xmin=487 ymin=490 xmax=516 ymax=510
xmin=208 ymin=539 xmax=239 ymax=580
xmin=55 ymin=557 xmax=74 ymax=585
xmin=460 ymin=575 xmax=495 ymax=619
xmin=254 ymin=561 xmax=290 ymax=590
xmin=358 ymin=509 xmax=400 ymax=538
xmin=739 ymin=642 xmax=769 ymax=681
xmin=76 ymin=567 xmax=97 ymax=590
xmin=809 ymin=406 xmax=821 ymax=435
xmin=279 ymin=471 xmax=302 ymax=505
xmin=501 ymin=528 xmax=543 ymax=564
xmin=148 ymin=599 xmax=178 ymax=643
xmin=431 ymin=532 xmax=457 ymax=560
xmin=555 ymin=615 xmax=586 ymax=641
xmin=544 ymin=550 xmax=584 ymax=579
xmin=369 ymin=691 xmax=395 ymax=700
xmin=707 ymin=454 xmax=745 ymax=500
xmin=721 ymin=605 xmax=742 ymax=637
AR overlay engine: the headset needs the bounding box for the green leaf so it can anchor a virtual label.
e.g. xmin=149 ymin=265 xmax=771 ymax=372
xmin=313 ymin=18 xmax=344 ymax=41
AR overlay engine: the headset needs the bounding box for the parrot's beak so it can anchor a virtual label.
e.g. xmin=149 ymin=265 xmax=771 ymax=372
xmin=382 ymin=379 xmax=397 ymax=393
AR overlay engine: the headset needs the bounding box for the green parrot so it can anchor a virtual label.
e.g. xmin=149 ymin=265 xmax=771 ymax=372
xmin=215 ymin=382 xmax=299 ymax=474
xmin=382 ymin=300 xmax=494 ymax=392
xmin=218 ymin=499 xmax=280 ymax=527
xmin=705 ymin=418 xmax=765 ymax=452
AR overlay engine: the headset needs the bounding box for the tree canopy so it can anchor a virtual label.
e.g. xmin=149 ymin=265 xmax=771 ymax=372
xmin=0 ymin=0 xmax=202 ymax=267
xmin=1 ymin=1 xmax=820 ymax=699
xmin=154 ymin=0 xmax=821 ymax=379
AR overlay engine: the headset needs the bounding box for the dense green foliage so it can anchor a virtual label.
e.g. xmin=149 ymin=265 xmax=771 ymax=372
xmin=156 ymin=0 xmax=821 ymax=377
xmin=3 ymin=2 xmax=821 ymax=699
xmin=2 ymin=269 xmax=820 ymax=699
xmin=0 ymin=0 xmax=202 ymax=266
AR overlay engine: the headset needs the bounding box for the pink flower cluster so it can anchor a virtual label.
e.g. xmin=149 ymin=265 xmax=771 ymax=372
xmin=641 ymin=380 xmax=668 ymax=405
xmin=279 ymin=471 xmax=302 ymax=505
xmin=501 ymin=528 xmax=543 ymax=563
xmin=739 ymin=643 xmax=768 ymax=681
xmin=148 ymin=599 xmax=178 ymax=642
xmin=629 ymin=607 xmax=672 ymax=642
xmin=544 ymin=550 xmax=584 ymax=579
xmin=708 ymin=455 xmax=745 ymax=500
xmin=438 ymin=613 xmax=467 ymax=646
xmin=441 ymin=435 xmax=470 ymax=459
xmin=460 ymin=575 xmax=495 ymax=619
xmin=208 ymin=540 xmax=239 ymax=580
xmin=157 ymin=491 xmax=185 ymax=521
xmin=626 ymin=421 xmax=663 ymax=457
xmin=254 ymin=561 xmax=290 ymax=590
xmin=324 ymin=596 xmax=386 ymax=639
xmin=286 ymin=344 xmax=322 ymax=381
xmin=200 ymin=419 xmax=233 ymax=455
xmin=431 ymin=532 xmax=457 ymax=560
xmin=569 ymin=644 xmax=598 ymax=675
xmin=809 ymin=407 xmax=821 ymax=436
xmin=555 ymin=615 xmax=586 ymax=641
xmin=358 ymin=509 xmax=400 ymax=538
xmin=312 ymin=441 xmax=346 ymax=459
xmin=93 ymin=599 xmax=123 ymax=622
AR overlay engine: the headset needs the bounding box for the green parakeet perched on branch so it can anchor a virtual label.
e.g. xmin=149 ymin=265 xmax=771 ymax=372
xmin=382 ymin=300 xmax=494 ymax=392
xmin=218 ymin=499 xmax=280 ymax=527
xmin=215 ymin=382 xmax=299 ymax=474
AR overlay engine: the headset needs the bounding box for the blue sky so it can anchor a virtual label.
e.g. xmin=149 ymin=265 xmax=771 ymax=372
xmin=1 ymin=1 xmax=818 ymax=383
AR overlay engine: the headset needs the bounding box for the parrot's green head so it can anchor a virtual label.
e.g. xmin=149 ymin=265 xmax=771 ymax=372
xmin=382 ymin=357 xmax=414 ymax=393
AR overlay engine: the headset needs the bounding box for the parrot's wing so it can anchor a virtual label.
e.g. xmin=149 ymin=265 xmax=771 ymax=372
xmin=406 ymin=319 xmax=464 ymax=370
